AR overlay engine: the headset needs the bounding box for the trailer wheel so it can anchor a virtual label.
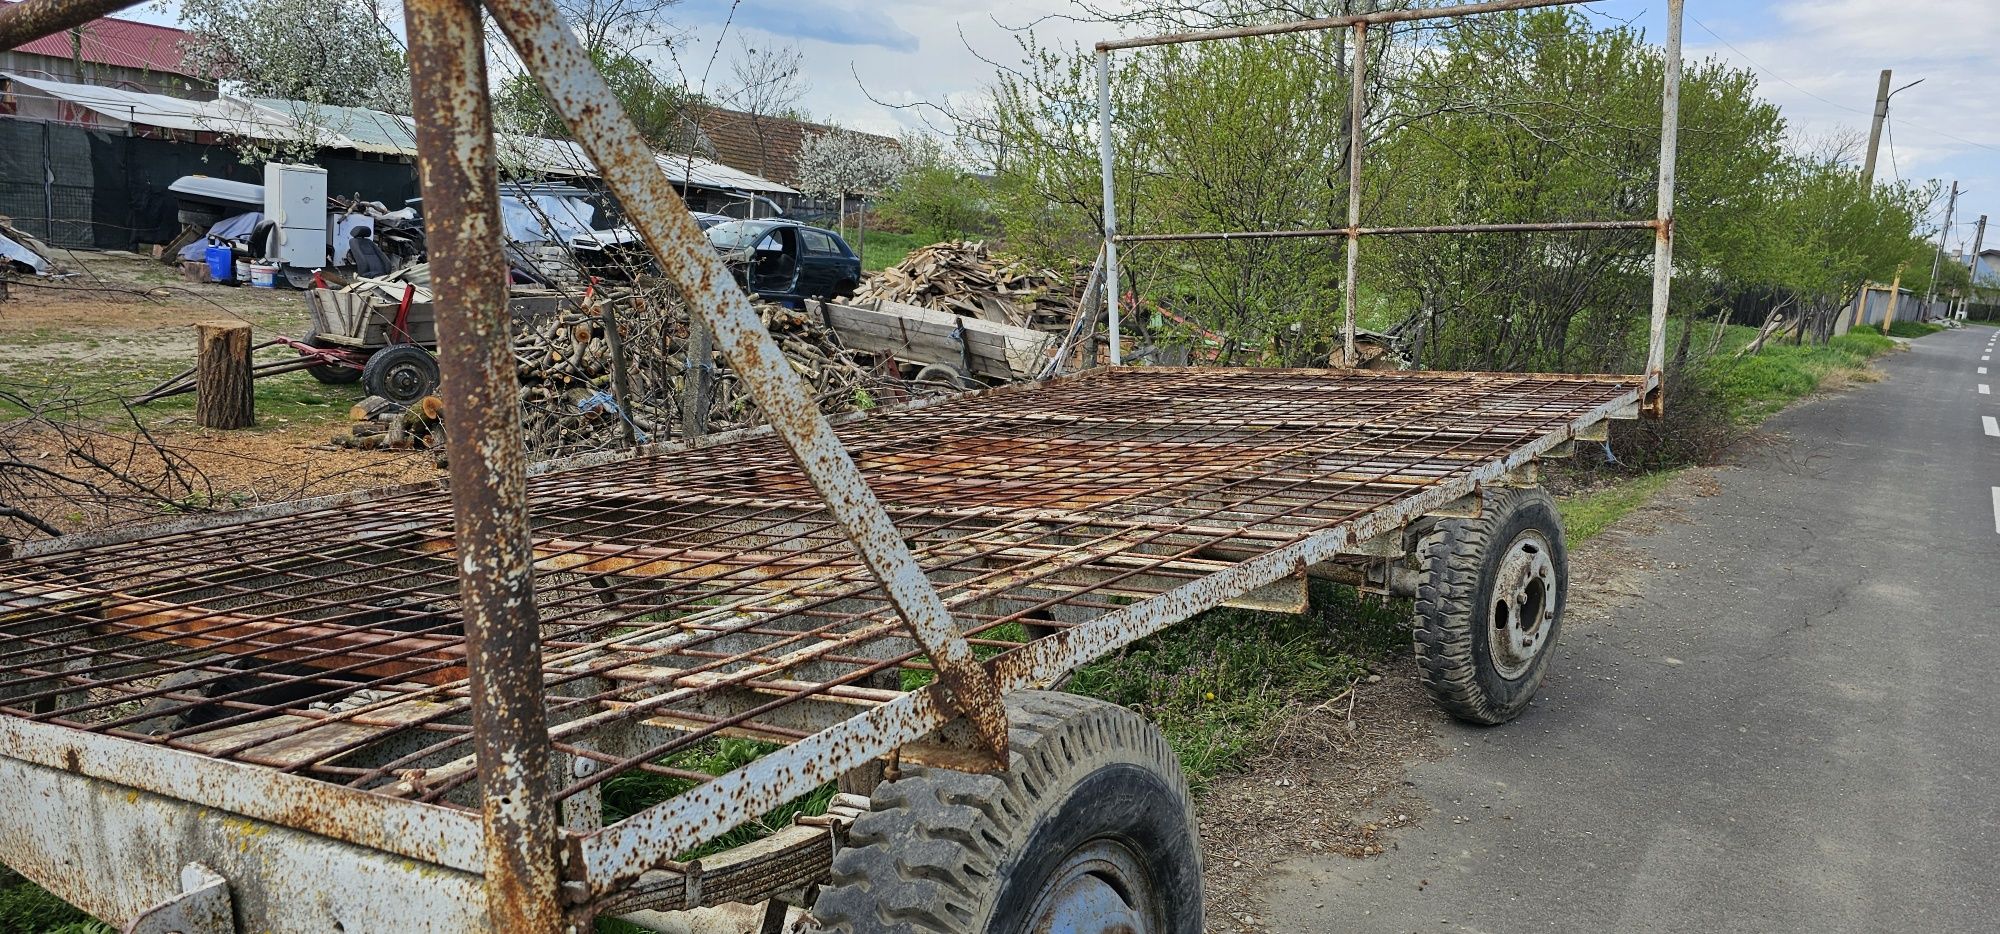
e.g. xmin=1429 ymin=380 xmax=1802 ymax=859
xmin=811 ymin=691 xmax=1201 ymax=934
xmin=1413 ymin=486 xmax=1567 ymax=725
xmin=303 ymin=333 xmax=361 ymax=385
xmin=361 ymin=345 xmax=439 ymax=406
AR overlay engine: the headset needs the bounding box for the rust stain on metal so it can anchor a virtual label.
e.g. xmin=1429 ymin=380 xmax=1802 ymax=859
xmin=0 ymin=0 xmax=142 ymax=49
xmin=403 ymin=0 xmax=562 ymax=927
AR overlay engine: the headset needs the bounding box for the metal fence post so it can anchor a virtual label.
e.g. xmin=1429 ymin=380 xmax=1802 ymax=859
xmin=1644 ymin=0 xmax=1684 ymax=415
xmin=1095 ymin=48 xmax=1122 ymax=366
xmin=1342 ymin=20 xmax=1368 ymax=367
xmin=402 ymin=0 xmax=564 ymax=928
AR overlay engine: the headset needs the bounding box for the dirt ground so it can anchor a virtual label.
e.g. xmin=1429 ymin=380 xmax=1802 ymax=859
xmin=1196 ymin=467 xmax=1723 ymax=931
xmin=2 ymin=251 xmax=439 ymax=539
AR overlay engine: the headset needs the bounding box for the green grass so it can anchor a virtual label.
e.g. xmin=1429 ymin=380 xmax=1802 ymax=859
xmin=1558 ymin=469 xmax=1684 ymax=544
xmin=1702 ymin=325 xmax=1895 ymax=424
xmin=0 ymin=875 xmax=112 ymax=934
xmin=1064 ymin=582 xmax=1408 ymax=785
xmin=1883 ymin=320 xmax=1945 ymax=338
xmin=0 ymin=359 xmax=361 ymax=428
xmin=851 ymin=230 xmax=935 ymax=273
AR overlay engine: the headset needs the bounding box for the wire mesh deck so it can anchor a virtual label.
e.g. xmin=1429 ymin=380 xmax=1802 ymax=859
xmin=0 ymin=367 xmax=1636 ymax=817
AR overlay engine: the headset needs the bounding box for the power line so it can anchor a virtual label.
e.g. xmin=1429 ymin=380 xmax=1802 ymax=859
xmin=1887 ymin=113 xmax=1900 ymax=181
xmin=1687 ymin=14 xmax=2000 ymax=156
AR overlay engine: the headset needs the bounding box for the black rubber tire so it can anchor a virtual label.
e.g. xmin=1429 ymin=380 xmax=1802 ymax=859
xmin=811 ymin=691 xmax=1202 ymax=934
xmin=911 ymin=364 xmax=969 ymax=391
xmin=361 ymin=344 xmax=440 ymax=406
xmin=1413 ymin=486 xmax=1568 ymax=725
xmin=302 ymin=332 xmax=362 ymax=384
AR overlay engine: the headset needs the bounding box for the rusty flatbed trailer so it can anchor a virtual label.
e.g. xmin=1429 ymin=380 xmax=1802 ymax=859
xmin=0 ymin=0 xmax=1683 ymax=930
xmin=0 ymin=368 xmax=1638 ymax=928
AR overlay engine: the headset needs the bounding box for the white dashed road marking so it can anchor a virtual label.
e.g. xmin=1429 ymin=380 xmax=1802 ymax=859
xmin=1987 ymin=416 xmax=2000 ymax=438
xmin=1992 ymin=487 xmax=2000 ymax=535
xmin=1985 ymin=385 xmax=1994 ymax=395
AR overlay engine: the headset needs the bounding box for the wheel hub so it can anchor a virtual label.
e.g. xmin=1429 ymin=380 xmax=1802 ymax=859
xmin=1023 ymin=838 xmax=1159 ymax=934
xmin=386 ymin=362 xmax=426 ymax=399
xmin=1487 ymin=528 xmax=1557 ymax=679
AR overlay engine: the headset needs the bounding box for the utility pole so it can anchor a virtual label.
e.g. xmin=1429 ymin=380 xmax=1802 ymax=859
xmin=1863 ymin=69 xmax=1892 ymax=183
xmin=1926 ymin=181 xmax=1958 ymax=312
xmin=1971 ymin=215 xmax=1990 ymax=314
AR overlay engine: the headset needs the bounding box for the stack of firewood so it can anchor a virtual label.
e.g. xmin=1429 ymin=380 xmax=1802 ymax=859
xmin=330 ymin=286 xmax=899 ymax=460
xmin=854 ymin=241 xmax=1078 ymax=333
xmin=334 ymin=395 xmax=446 ymax=451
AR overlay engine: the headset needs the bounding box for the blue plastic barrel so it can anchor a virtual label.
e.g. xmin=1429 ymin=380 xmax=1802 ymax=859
xmin=204 ymin=243 xmax=234 ymax=283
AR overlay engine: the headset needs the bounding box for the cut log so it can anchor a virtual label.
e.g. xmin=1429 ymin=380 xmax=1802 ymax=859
xmin=350 ymin=395 xmax=397 ymax=421
xmin=194 ymin=321 xmax=254 ymax=429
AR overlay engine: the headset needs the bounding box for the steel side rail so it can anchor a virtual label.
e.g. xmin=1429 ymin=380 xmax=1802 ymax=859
xmin=575 ymin=381 xmax=1643 ymax=900
xmin=476 ymin=0 xmax=1010 ymax=763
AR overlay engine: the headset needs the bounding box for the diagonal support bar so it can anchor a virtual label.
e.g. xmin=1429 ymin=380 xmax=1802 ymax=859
xmin=476 ymin=0 xmax=1008 ymax=764
xmin=0 ymin=0 xmax=141 ymax=49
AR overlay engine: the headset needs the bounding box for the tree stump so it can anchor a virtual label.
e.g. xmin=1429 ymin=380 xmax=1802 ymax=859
xmin=194 ymin=321 xmax=254 ymax=429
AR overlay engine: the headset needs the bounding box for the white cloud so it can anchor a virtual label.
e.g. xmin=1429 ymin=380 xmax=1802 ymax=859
xmin=673 ymin=0 xmax=1099 ymax=136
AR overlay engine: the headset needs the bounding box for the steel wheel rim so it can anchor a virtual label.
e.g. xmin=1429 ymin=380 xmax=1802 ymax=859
xmin=1022 ymin=836 xmax=1161 ymax=934
xmin=1487 ymin=528 xmax=1557 ymax=679
xmin=386 ymin=361 xmax=427 ymax=400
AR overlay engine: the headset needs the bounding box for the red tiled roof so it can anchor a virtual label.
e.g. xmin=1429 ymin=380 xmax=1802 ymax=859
xmin=694 ymin=106 xmax=898 ymax=188
xmin=3 ymin=2 xmax=195 ymax=76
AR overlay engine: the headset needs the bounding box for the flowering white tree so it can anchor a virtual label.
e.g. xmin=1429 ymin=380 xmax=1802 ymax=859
xmin=178 ymin=0 xmax=409 ymax=160
xmin=794 ymin=128 xmax=905 ymax=239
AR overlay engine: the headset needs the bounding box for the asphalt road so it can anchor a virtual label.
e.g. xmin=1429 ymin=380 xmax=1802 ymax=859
xmin=1262 ymin=325 xmax=2000 ymax=933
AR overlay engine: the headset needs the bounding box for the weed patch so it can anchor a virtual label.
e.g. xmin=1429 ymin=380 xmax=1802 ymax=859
xmin=1558 ymin=470 xmax=1682 ymax=543
xmin=1063 ymin=582 xmax=1408 ymax=786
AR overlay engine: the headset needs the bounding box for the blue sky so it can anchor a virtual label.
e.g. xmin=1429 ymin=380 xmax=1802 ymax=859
xmin=121 ymin=0 xmax=1996 ymax=255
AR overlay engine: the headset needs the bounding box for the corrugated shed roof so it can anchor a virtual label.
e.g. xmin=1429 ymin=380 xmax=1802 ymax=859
xmin=250 ymin=99 xmax=418 ymax=155
xmin=1 ymin=1 xmax=195 ymax=76
xmin=4 ymin=71 xmax=287 ymax=136
xmin=5 ymin=73 xmax=796 ymax=194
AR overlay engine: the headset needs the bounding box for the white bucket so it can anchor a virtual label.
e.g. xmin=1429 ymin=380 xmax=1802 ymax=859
xmin=233 ymin=260 xmax=249 ymax=283
xmin=249 ymin=264 xmax=280 ymax=288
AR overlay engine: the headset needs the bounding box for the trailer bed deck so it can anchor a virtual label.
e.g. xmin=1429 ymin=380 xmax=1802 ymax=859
xmin=0 ymin=366 xmax=1639 ymax=902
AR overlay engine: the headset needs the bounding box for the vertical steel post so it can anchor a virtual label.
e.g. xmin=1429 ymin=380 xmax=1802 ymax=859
xmin=1644 ymin=0 xmax=1684 ymax=415
xmin=1096 ymin=48 xmax=1122 ymax=366
xmin=1341 ymin=20 xmax=1368 ymax=367
xmin=478 ymin=0 xmax=1010 ymax=761
xmin=402 ymin=0 xmax=563 ymax=928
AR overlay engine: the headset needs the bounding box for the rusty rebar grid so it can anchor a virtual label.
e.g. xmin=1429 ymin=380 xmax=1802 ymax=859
xmin=0 ymin=368 xmax=1639 ymax=901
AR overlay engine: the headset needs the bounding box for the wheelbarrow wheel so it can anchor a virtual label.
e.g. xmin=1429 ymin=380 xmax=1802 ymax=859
xmin=1413 ymin=486 xmax=1568 ymax=725
xmin=361 ymin=344 xmax=440 ymax=406
xmin=302 ymin=332 xmax=361 ymax=385
xmin=811 ymin=691 xmax=1202 ymax=934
